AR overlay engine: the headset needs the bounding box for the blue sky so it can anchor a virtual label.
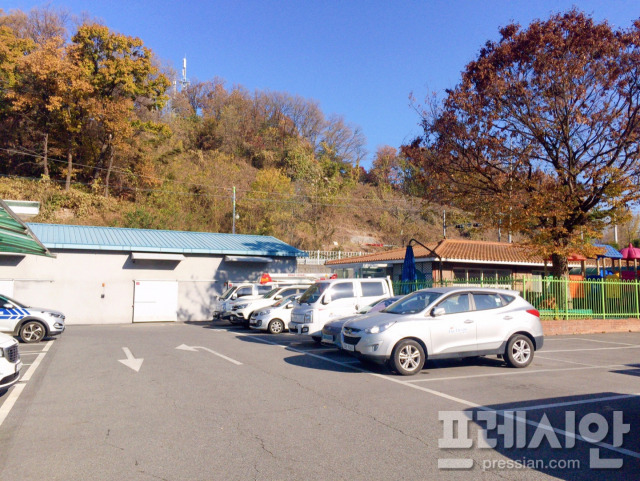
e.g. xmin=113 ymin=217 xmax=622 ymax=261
xmin=6 ymin=1 xmax=640 ymax=169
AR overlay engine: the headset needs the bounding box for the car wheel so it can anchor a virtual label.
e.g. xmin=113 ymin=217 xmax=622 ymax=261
xmin=20 ymin=321 xmax=46 ymax=343
xmin=505 ymin=334 xmax=534 ymax=368
xmin=268 ymin=319 xmax=285 ymax=334
xmin=311 ymin=336 xmax=322 ymax=344
xmin=392 ymin=339 xmax=425 ymax=376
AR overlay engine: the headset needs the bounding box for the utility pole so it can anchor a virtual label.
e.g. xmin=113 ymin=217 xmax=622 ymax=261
xmin=232 ymin=186 xmax=236 ymax=234
xmin=443 ymin=210 xmax=447 ymax=239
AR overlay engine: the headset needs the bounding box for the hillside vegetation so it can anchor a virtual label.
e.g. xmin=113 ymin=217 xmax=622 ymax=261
xmin=0 ymin=7 xmax=487 ymax=250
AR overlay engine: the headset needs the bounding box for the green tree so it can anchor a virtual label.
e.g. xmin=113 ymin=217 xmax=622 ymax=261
xmin=68 ymin=23 xmax=170 ymax=194
xmin=238 ymin=168 xmax=295 ymax=237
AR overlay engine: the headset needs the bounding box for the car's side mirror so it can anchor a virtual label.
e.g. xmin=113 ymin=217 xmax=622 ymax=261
xmin=431 ymin=307 xmax=445 ymax=317
xmin=231 ymin=294 xmax=237 ymax=300
xmin=322 ymin=293 xmax=332 ymax=305
xmin=275 ymin=295 xmax=283 ymax=300
xmin=285 ymin=302 xmax=293 ymax=309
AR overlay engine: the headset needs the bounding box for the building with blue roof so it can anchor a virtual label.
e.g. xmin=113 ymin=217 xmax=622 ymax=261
xmin=0 ymin=223 xmax=308 ymax=325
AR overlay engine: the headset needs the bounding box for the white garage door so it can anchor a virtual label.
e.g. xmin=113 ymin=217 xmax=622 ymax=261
xmin=133 ymin=280 xmax=178 ymax=323
xmin=0 ymin=280 xmax=14 ymax=298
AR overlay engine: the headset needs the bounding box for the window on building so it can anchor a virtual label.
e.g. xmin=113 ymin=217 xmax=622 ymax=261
xmin=452 ymin=268 xmax=513 ymax=282
xmin=453 ymin=269 xmax=466 ymax=281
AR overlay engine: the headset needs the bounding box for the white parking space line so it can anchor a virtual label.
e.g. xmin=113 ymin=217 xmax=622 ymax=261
xmin=404 ymin=364 xmax=627 ymax=383
xmin=0 ymin=340 xmax=53 ymax=430
xmin=543 ymin=345 xmax=640 ymax=353
xmin=296 ymin=348 xmax=337 ymax=352
xmin=0 ymin=384 xmax=25 ymax=429
xmin=20 ymin=352 xmax=46 ymax=382
xmin=497 ymin=393 xmax=640 ymax=413
xmin=534 ymin=355 xmax=603 ymax=367
xmin=213 ymin=329 xmax=640 ymax=461
xmin=562 ymin=337 xmax=639 ymax=346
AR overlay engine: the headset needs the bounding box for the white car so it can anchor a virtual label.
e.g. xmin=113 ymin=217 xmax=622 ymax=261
xmin=341 ymin=287 xmax=544 ymax=375
xmin=227 ymin=285 xmax=311 ymax=327
xmin=249 ymin=294 xmax=298 ymax=334
xmin=0 ymin=294 xmax=66 ymax=343
xmin=0 ymin=332 xmax=22 ymax=392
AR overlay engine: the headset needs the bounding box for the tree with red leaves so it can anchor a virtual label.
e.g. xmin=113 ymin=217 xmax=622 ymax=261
xmin=404 ymin=9 xmax=640 ymax=277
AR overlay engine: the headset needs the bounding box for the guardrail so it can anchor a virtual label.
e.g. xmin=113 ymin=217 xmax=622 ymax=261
xmin=297 ymin=250 xmax=364 ymax=265
xmin=392 ymin=277 xmax=640 ymax=321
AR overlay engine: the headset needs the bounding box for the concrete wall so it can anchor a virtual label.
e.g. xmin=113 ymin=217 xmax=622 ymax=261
xmin=0 ymin=250 xmax=297 ymax=325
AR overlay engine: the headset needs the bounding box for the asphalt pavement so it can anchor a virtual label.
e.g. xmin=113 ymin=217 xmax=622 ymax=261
xmin=0 ymin=322 xmax=639 ymax=481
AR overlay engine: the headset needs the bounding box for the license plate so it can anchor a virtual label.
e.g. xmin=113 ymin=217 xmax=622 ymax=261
xmin=343 ymin=344 xmax=355 ymax=352
xmin=322 ymin=333 xmax=333 ymax=343
xmin=15 ymin=361 xmax=22 ymax=373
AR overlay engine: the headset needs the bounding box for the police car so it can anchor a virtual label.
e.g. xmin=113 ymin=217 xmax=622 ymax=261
xmin=0 ymin=294 xmax=65 ymax=343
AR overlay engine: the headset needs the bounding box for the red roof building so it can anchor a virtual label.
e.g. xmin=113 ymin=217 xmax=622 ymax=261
xmin=326 ymin=239 xmax=570 ymax=282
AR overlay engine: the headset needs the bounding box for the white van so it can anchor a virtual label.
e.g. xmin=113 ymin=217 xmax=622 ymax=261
xmin=289 ymin=277 xmax=394 ymax=341
xmin=0 ymin=332 xmax=22 ymax=392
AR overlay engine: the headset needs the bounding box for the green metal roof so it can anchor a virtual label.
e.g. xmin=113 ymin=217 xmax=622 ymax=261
xmin=27 ymin=223 xmax=305 ymax=257
xmin=0 ymin=200 xmax=53 ymax=257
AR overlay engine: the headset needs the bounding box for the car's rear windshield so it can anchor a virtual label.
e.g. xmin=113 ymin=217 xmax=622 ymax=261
xmin=384 ymin=291 xmax=442 ymax=315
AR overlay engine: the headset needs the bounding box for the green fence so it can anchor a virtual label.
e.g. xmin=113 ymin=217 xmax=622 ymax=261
xmin=391 ymin=277 xmax=640 ymax=320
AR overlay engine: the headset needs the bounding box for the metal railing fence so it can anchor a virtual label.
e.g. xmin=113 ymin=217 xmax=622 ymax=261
xmin=391 ymin=277 xmax=640 ymax=320
xmin=297 ymin=250 xmax=365 ymax=265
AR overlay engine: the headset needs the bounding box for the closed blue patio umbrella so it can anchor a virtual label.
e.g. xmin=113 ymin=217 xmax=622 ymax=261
xmin=401 ymin=245 xmax=417 ymax=293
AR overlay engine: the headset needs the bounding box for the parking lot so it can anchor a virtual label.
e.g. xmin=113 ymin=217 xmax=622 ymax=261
xmin=0 ymin=322 xmax=639 ymax=480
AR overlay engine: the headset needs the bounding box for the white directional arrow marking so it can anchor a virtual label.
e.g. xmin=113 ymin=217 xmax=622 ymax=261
xmin=118 ymin=347 xmax=144 ymax=372
xmin=176 ymin=344 xmax=242 ymax=365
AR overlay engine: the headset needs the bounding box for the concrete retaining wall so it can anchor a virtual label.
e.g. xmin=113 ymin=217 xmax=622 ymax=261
xmin=542 ymin=318 xmax=640 ymax=336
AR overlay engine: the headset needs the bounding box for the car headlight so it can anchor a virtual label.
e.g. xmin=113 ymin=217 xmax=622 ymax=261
xmin=51 ymin=313 xmax=64 ymax=319
xmin=257 ymin=310 xmax=270 ymax=316
xmin=365 ymin=321 xmax=396 ymax=334
xmin=304 ymin=311 xmax=313 ymax=323
xmin=235 ymin=304 xmax=249 ymax=310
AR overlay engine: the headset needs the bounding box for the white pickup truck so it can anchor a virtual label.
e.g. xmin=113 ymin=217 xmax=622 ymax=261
xmin=0 ymin=332 xmax=22 ymax=392
xmin=212 ymin=283 xmax=275 ymax=320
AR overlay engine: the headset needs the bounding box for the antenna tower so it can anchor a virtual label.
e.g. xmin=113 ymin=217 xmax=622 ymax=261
xmin=179 ymin=56 xmax=190 ymax=90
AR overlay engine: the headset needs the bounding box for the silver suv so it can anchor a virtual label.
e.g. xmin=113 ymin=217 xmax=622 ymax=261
xmin=0 ymin=294 xmax=66 ymax=343
xmin=341 ymin=287 xmax=543 ymax=375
